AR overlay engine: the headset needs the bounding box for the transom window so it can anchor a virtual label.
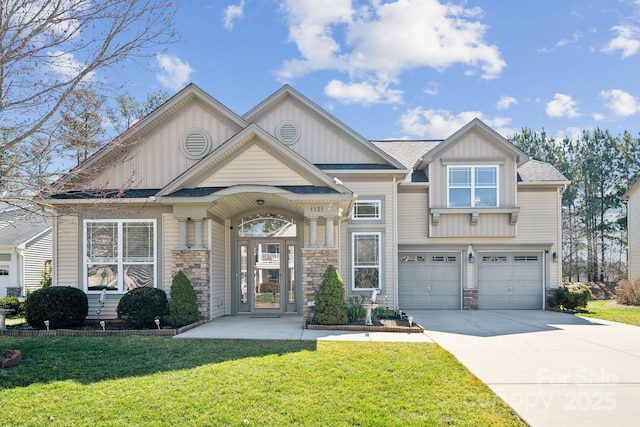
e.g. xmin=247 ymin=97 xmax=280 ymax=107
xmin=448 ymin=166 xmax=498 ymax=207
xmin=84 ymin=220 xmax=156 ymax=293
xmin=352 ymin=232 xmax=381 ymax=290
xmin=352 ymin=200 xmax=381 ymax=220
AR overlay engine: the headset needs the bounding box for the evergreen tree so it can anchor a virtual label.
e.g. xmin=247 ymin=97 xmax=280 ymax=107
xmin=312 ymin=265 xmax=348 ymax=325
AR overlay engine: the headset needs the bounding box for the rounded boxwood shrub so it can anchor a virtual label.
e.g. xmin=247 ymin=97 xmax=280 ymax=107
xmin=117 ymin=287 xmax=168 ymax=329
xmin=25 ymin=286 xmax=88 ymax=329
xmin=554 ymin=283 xmax=591 ymax=311
xmin=312 ymin=264 xmax=348 ymax=325
xmin=166 ymin=270 xmax=200 ymax=328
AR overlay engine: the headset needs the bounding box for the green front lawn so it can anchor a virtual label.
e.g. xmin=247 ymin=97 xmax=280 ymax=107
xmin=579 ymin=299 xmax=640 ymax=326
xmin=0 ymin=337 xmax=524 ymax=426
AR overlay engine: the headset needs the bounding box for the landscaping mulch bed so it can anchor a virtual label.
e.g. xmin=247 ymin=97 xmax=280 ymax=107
xmin=307 ymin=317 xmax=424 ymax=333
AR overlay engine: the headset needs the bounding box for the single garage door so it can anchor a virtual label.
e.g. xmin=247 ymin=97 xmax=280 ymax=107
xmin=398 ymin=253 xmax=461 ymax=310
xmin=478 ymin=253 xmax=543 ymax=309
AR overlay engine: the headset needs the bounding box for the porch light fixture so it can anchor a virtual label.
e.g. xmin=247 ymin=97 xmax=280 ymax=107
xmin=552 ymin=252 xmax=558 ymax=263
xmin=256 ymin=199 xmax=265 ymax=206
xmin=468 ymin=252 xmax=474 ymax=263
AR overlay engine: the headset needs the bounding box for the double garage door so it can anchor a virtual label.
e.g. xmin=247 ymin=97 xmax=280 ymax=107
xmin=398 ymin=252 xmax=543 ymax=310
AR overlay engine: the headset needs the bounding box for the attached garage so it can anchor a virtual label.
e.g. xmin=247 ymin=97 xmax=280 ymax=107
xmin=477 ymin=252 xmax=543 ymax=309
xmin=398 ymin=253 xmax=461 ymax=309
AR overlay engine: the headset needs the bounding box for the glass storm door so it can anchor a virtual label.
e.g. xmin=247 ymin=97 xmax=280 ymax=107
xmin=254 ymin=242 xmax=281 ymax=310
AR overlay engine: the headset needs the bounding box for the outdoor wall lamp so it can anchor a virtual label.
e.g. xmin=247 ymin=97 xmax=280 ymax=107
xmin=256 ymin=199 xmax=265 ymax=206
xmin=468 ymin=252 xmax=474 ymax=263
xmin=552 ymin=252 xmax=558 ymax=263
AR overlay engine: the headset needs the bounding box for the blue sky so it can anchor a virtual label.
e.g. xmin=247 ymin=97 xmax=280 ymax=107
xmin=121 ymin=0 xmax=640 ymax=141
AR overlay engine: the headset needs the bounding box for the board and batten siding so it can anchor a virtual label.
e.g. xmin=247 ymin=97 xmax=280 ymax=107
xmin=210 ymin=220 xmax=226 ymax=319
xmin=89 ymin=102 xmax=242 ymax=190
xmin=397 ymin=190 xmax=429 ymax=243
xmin=54 ymin=215 xmax=79 ymax=287
xmin=253 ymin=97 xmax=385 ymax=165
xmin=23 ymin=229 xmax=52 ymax=293
xmin=198 ymin=144 xmax=311 ymax=187
xmin=628 ymin=189 xmax=640 ymax=280
xmin=429 ymin=133 xmax=518 ymax=209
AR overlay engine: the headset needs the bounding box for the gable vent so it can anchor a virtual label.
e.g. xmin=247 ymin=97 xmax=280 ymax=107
xmin=276 ymin=121 xmax=300 ymax=145
xmin=180 ymin=128 xmax=211 ymax=160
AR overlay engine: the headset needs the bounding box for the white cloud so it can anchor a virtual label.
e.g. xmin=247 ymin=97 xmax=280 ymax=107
xmin=545 ymin=93 xmax=581 ymax=118
xmin=423 ymin=82 xmax=439 ymax=96
xmin=156 ymin=54 xmax=194 ymax=91
xmin=593 ymin=112 xmax=605 ymax=121
xmin=223 ymin=1 xmax=245 ymax=30
xmin=324 ymin=79 xmax=402 ymax=105
xmin=399 ymin=108 xmax=515 ymax=139
xmin=602 ymin=25 xmax=640 ymax=58
xmin=497 ymin=95 xmax=517 ymax=110
xmin=600 ymin=89 xmax=640 ymax=116
xmin=278 ymin=0 xmax=505 ymax=105
xmin=47 ymin=50 xmax=95 ymax=81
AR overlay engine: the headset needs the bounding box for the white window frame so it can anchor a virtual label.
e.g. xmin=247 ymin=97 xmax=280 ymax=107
xmin=83 ymin=219 xmax=157 ymax=293
xmin=351 ymin=232 xmax=382 ymax=290
xmin=352 ymin=199 xmax=382 ymax=221
xmin=447 ymin=165 xmax=499 ymax=208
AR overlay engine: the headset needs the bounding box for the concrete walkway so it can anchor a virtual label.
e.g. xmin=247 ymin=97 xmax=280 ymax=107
xmin=175 ymin=310 xmax=640 ymax=426
xmin=174 ymin=315 xmax=432 ymax=342
xmin=410 ymin=310 xmax=640 ymax=427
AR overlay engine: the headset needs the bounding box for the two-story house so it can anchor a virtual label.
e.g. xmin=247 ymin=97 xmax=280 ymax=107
xmin=49 ymin=84 xmax=568 ymax=319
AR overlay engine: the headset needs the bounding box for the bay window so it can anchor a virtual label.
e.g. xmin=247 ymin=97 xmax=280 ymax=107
xmin=84 ymin=220 xmax=156 ymax=293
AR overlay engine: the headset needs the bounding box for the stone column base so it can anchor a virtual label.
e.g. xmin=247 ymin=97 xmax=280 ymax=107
xmin=171 ymin=249 xmax=210 ymax=320
xmin=301 ymin=248 xmax=339 ymax=321
xmin=463 ymin=289 xmax=478 ymax=310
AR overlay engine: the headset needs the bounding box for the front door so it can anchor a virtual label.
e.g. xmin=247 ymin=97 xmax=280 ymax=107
xmin=237 ymin=239 xmax=297 ymax=313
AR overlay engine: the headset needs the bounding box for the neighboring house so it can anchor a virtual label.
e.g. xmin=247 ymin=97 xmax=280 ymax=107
xmin=48 ymin=84 xmax=568 ymax=320
xmin=0 ymin=203 xmax=52 ymax=297
xmin=623 ymin=180 xmax=640 ymax=280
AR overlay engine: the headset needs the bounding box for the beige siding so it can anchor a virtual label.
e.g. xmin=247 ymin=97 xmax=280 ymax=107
xmin=628 ymin=189 xmax=640 ymax=279
xmin=23 ymin=230 xmax=52 ymax=292
xmin=89 ymin=102 xmax=242 ymax=190
xmin=198 ymin=144 xmax=312 ymax=187
xmin=210 ymin=220 xmax=226 ymax=318
xmin=397 ymin=191 xmax=429 ymax=243
xmin=162 ymin=213 xmax=180 ymax=288
xmin=55 ymin=215 xmax=79 ymax=287
xmin=430 ymin=212 xmax=516 ymax=238
xmin=253 ymin=98 xmax=384 ymax=164
xmin=514 ymin=189 xmax=559 ymax=244
xmin=429 ymin=132 xmax=518 ymax=209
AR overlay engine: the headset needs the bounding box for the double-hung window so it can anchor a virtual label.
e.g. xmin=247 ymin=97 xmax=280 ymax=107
xmin=84 ymin=220 xmax=156 ymax=293
xmin=352 ymin=232 xmax=381 ymax=290
xmin=448 ymin=166 xmax=498 ymax=207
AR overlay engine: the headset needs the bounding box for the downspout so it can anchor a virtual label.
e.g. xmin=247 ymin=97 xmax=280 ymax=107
xmin=393 ymin=176 xmax=399 ymax=308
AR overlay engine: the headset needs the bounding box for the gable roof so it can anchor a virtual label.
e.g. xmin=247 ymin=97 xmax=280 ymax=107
xmin=0 ymin=204 xmax=51 ymax=248
xmin=157 ymin=123 xmax=347 ymax=197
xmin=52 ymin=84 xmax=247 ymax=192
xmin=244 ymin=85 xmax=406 ymax=170
xmin=419 ymin=118 xmax=529 ymax=167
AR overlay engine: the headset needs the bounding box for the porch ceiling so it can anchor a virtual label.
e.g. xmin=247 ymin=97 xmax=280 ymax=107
xmin=208 ymin=192 xmax=305 ymax=219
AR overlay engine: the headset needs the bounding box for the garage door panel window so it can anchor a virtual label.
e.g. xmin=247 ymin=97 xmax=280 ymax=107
xmin=448 ymin=166 xmax=498 ymax=207
xmin=352 ymin=232 xmax=381 ymax=290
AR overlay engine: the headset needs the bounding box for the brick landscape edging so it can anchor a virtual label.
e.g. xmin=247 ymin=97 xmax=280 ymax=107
xmin=306 ymin=323 xmax=424 ymax=333
xmin=0 ymin=320 xmax=207 ymax=337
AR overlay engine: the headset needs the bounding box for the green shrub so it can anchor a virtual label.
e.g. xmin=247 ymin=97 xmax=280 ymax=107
xmin=166 ymin=270 xmax=200 ymax=328
xmin=25 ymin=286 xmax=88 ymax=329
xmin=312 ymin=265 xmax=347 ymax=325
xmin=554 ymin=283 xmax=591 ymax=311
xmin=616 ymin=280 xmax=640 ymax=306
xmin=117 ymin=287 xmax=168 ymax=329
xmin=0 ymin=296 xmax=25 ymax=316
xmin=346 ymin=295 xmax=367 ymax=323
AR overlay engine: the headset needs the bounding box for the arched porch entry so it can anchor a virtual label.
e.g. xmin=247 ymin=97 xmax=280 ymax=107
xmin=233 ymin=211 xmax=301 ymax=314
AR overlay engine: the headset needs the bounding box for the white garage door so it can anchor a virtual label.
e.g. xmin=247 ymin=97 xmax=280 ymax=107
xmin=478 ymin=253 xmax=543 ymax=309
xmin=398 ymin=253 xmax=461 ymax=310
xmin=0 ymin=265 xmax=10 ymax=298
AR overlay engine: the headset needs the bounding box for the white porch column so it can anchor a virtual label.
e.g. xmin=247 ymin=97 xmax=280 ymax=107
xmin=324 ymin=217 xmax=335 ymax=248
xmin=178 ymin=219 xmax=188 ymax=247
xmin=193 ymin=218 xmax=203 ymax=248
xmin=308 ymin=217 xmax=318 ymax=248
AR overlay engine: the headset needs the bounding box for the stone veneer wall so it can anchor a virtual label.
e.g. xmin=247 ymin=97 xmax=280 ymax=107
xmin=302 ymin=248 xmax=339 ymax=321
xmin=463 ymin=289 xmax=478 ymax=310
xmin=171 ymin=249 xmax=210 ymax=319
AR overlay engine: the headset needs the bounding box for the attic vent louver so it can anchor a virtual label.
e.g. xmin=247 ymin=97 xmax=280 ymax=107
xmin=275 ymin=121 xmax=300 ymax=145
xmin=180 ymin=128 xmax=211 ymax=160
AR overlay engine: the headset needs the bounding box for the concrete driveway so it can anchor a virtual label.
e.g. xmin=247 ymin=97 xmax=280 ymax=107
xmin=410 ymin=310 xmax=640 ymax=427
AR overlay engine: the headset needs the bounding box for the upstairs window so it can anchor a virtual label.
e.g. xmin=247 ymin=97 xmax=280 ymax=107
xmin=352 ymin=200 xmax=381 ymax=220
xmin=448 ymin=166 xmax=498 ymax=207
